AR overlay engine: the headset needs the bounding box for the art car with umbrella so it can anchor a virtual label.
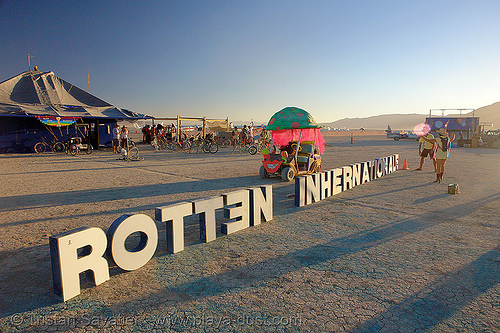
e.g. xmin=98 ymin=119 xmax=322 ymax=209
xmin=259 ymin=107 xmax=325 ymax=181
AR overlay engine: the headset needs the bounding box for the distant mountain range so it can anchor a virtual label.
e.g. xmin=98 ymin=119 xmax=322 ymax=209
xmin=320 ymin=114 xmax=427 ymax=131
xmin=231 ymin=102 xmax=499 ymax=131
xmin=321 ymin=102 xmax=500 ymax=131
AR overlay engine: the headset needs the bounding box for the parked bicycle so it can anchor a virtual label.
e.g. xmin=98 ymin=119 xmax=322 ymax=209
xmin=214 ymin=135 xmax=232 ymax=148
xmin=118 ymin=145 xmax=140 ymax=161
xmin=231 ymin=139 xmax=257 ymax=155
xmin=34 ymin=137 xmax=65 ymax=153
xmin=168 ymin=139 xmax=192 ymax=152
xmin=189 ymin=135 xmax=218 ymax=154
xmin=65 ymin=137 xmax=93 ymax=156
xmin=128 ymin=138 xmax=136 ymax=149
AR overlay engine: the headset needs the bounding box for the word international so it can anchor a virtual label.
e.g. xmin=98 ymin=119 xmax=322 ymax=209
xmin=295 ymin=154 xmax=399 ymax=206
xmin=49 ymin=186 xmax=273 ymax=301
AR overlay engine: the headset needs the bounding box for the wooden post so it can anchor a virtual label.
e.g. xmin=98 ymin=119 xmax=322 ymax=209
xmin=177 ymin=115 xmax=180 ymax=142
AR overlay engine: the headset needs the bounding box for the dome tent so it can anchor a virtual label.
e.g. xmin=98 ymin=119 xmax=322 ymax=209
xmin=0 ymin=70 xmax=152 ymax=153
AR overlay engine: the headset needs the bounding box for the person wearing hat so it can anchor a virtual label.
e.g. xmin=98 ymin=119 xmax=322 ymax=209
xmin=120 ymin=125 xmax=129 ymax=152
xmin=112 ymin=123 xmax=121 ymax=153
xmin=415 ymin=131 xmax=436 ymax=171
xmin=421 ymin=128 xmax=455 ymax=183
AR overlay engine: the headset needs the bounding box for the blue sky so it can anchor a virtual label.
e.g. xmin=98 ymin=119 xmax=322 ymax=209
xmin=1 ymin=0 xmax=499 ymax=123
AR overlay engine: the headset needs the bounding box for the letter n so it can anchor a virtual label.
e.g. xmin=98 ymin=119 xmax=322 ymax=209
xmin=249 ymin=185 xmax=273 ymax=226
xmin=306 ymin=173 xmax=321 ymax=205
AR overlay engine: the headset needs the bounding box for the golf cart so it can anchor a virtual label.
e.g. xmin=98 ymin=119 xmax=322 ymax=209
xmin=259 ymin=107 xmax=325 ymax=181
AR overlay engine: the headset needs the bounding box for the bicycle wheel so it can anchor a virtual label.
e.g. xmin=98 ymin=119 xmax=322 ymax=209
xmin=188 ymin=142 xmax=197 ymax=154
xmin=209 ymin=142 xmax=219 ymax=154
xmin=202 ymin=142 xmax=211 ymax=153
xmin=231 ymin=143 xmax=239 ymax=154
xmin=85 ymin=145 xmax=93 ymax=155
xmin=129 ymin=147 xmax=139 ymax=159
xmin=183 ymin=141 xmax=192 ymax=152
xmin=69 ymin=144 xmax=78 ymax=156
xmin=53 ymin=142 xmax=65 ymax=153
xmin=34 ymin=142 xmax=46 ymax=153
xmin=248 ymin=145 xmax=257 ymax=155
xmin=173 ymin=142 xmax=182 ymax=151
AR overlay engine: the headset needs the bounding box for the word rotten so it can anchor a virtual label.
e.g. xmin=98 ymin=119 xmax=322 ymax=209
xmin=50 ymin=186 xmax=272 ymax=301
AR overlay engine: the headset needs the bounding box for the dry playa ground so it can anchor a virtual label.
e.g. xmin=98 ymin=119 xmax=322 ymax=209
xmin=0 ymin=133 xmax=499 ymax=332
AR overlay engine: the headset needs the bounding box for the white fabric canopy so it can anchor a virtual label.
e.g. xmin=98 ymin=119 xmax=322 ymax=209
xmin=0 ymin=70 xmax=152 ymax=119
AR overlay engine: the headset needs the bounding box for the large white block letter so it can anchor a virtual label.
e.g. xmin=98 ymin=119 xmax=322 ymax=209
xmin=361 ymin=162 xmax=370 ymax=184
xmin=155 ymin=202 xmax=192 ymax=253
xmin=249 ymin=185 xmax=273 ymax=226
xmin=351 ymin=163 xmax=361 ymax=187
xmin=320 ymin=170 xmax=332 ymax=200
xmin=295 ymin=176 xmax=306 ymax=207
xmin=342 ymin=166 xmax=353 ymax=191
xmin=332 ymin=168 xmax=343 ymax=195
xmin=305 ymin=173 xmax=321 ymax=205
xmin=222 ymin=190 xmax=249 ymax=234
xmin=50 ymin=227 xmax=109 ymax=301
xmin=193 ymin=196 xmax=224 ymax=243
xmin=107 ymin=214 xmax=158 ymax=271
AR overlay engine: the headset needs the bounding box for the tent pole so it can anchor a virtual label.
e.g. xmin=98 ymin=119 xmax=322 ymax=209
xmin=294 ymin=129 xmax=303 ymax=161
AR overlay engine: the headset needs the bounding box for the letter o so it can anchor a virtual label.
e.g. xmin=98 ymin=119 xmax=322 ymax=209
xmin=107 ymin=214 xmax=158 ymax=271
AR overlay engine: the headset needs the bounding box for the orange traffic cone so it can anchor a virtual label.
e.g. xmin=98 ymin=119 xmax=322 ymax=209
xmin=402 ymin=158 xmax=409 ymax=170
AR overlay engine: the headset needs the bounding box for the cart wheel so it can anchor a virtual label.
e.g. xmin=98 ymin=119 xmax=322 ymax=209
xmin=85 ymin=145 xmax=93 ymax=154
xmin=281 ymin=167 xmax=294 ymax=182
xmin=248 ymin=145 xmax=257 ymax=155
xmin=53 ymin=142 xmax=65 ymax=153
xmin=34 ymin=142 xmax=46 ymax=154
xmin=69 ymin=144 xmax=78 ymax=156
xmin=260 ymin=165 xmax=270 ymax=179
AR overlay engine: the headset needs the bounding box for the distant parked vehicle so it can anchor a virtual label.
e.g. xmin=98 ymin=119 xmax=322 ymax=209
xmin=385 ymin=125 xmax=418 ymax=141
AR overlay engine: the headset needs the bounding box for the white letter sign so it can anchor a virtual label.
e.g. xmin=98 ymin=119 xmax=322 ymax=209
xmin=50 ymin=227 xmax=109 ymax=301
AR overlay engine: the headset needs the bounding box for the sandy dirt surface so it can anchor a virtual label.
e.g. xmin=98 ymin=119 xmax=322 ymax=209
xmin=0 ymin=134 xmax=499 ymax=332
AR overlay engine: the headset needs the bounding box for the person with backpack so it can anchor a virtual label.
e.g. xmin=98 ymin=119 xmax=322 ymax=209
xmin=421 ymin=128 xmax=455 ymax=183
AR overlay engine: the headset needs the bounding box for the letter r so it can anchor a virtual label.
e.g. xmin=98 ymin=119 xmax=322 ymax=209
xmin=50 ymin=227 xmax=109 ymax=301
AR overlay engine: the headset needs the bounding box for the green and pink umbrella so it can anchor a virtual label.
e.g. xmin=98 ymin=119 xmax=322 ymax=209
xmin=266 ymin=107 xmax=325 ymax=154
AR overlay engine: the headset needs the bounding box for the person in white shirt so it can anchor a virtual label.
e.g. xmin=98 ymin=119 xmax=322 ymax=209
xmin=112 ymin=124 xmax=121 ymax=153
xmin=120 ymin=126 xmax=129 ymax=152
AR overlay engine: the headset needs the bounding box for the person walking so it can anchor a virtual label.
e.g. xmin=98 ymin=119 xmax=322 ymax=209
xmin=421 ymin=128 xmax=455 ymax=183
xmin=415 ymin=132 xmax=436 ymax=171
xmin=112 ymin=123 xmax=121 ymax=153
xmin=120 ymin=125 xmax=129 ymax=152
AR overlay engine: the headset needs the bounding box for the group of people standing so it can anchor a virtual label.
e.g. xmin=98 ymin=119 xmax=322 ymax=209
xmin=416 ymin=128 xmax=455 ymax=183
xmin=112 ymin=124 xmax=129 ymax=153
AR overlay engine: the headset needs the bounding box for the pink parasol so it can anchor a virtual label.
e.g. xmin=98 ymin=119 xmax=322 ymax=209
xmin=413 ymin=123 xmax=431 ymax=136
